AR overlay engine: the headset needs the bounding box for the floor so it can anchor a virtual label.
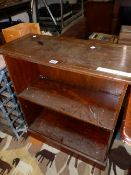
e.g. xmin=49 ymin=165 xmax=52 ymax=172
xmin=0 ymin=130 xmax=131 ymax=175
xmin=61 ymin=17 xmax=88 ymax=40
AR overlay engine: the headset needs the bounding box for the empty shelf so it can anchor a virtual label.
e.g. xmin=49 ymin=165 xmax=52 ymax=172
xmin=29 ymin=109 xmax=109 ymax=163
xmin=19 ymin=77 xmax=119 ymax=131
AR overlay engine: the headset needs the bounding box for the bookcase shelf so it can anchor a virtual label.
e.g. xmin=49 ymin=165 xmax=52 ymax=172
xmin=19 ymin=76 xmax=119 ymax=131
xmin=29 ymin=108 xmax=109 ymax=162
xmin=0 ymin=34 xmax=127 ymax=169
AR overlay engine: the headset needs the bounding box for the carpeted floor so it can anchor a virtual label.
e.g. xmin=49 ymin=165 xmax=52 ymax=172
xmin=0 ymin=131 xmax=131 ymax=175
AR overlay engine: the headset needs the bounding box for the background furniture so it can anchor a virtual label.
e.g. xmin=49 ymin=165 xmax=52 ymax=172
xmin=35 ymin=0 xmax=84 ymax=33
xmin=120 ymin=0 xmax=131 ymax=26
xmin=2 ymin=23 xmax=41 ymax=43
xmin=0 ymin=0 xmax=32 ymax=22
xmin=0 ymin=0 xmax=33 ymax=44
xmin=88 ymin=32 xmax=118 ymax=44
xmin=84 ymin=0 xmax=121 ymax=36
xmin=0 ymin=65 xmax=27 ymax=138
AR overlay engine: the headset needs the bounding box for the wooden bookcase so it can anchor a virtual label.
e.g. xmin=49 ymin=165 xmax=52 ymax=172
xmin=0 ymin=34 xmax=127 ymax=169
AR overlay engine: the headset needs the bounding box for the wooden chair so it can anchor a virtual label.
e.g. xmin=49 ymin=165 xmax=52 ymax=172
xmin=2 ymin=23 xmax=41 ymax=43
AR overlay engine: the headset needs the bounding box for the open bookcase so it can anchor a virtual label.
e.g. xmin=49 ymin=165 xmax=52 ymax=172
xmin=0 ymin=34 xmax=127 ymax=169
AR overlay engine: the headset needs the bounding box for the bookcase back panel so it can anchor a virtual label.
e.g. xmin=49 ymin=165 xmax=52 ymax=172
xmin=38 ymin=64 xmax=126 ymax=97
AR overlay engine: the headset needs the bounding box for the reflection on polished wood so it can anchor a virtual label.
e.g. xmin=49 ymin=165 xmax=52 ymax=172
xmin=1 ymin=34 xmax=131 ymax=83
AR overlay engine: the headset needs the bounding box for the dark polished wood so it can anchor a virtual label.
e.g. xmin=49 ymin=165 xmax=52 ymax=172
xmin=29 ymin=108 xmax=110 ymax=163
xmin=0 ymin=34 xmax=128 ymax=169
xmin=19 ymin=76 xmax=124 ymax=131
xmin=84 ymin=0 xmax=121 ymax=36
xmin=1 ymin=34 xmax=131 ymax=83
xmin=122 ymin=87 xmax=131 ymax=144
xmin=4 ymin=57 xmax=40 ymax=94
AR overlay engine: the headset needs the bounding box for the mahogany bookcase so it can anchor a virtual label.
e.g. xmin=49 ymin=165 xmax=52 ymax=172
xmin=0 ymin=34 xmax=127 ymax=169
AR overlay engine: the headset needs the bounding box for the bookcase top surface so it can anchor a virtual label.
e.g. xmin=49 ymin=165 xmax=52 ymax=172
xmin=1 ymin=34 xmax=131 ymax=83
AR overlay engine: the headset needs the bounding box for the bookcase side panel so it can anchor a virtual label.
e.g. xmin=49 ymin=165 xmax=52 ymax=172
xmin=4 ymin=56 xmax=40 ymax=94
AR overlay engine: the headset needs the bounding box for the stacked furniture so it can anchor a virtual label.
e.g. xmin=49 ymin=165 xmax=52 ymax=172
xmin=0 ymin=65 xmax=27 ymax=138
xmin=37 ymin=0 xmax=83 ymax=33
xmin=38 ymin=2 xmax=72 ymax=24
